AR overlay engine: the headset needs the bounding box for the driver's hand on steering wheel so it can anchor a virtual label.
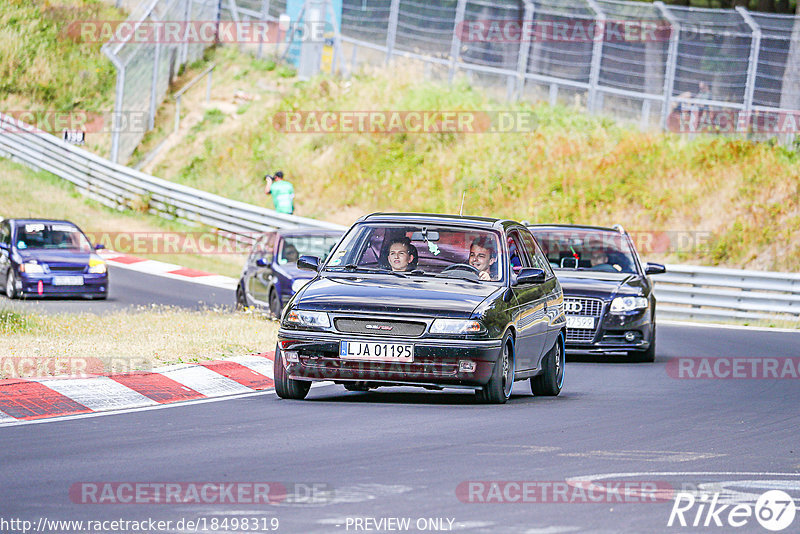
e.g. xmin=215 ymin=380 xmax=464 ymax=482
xmin=478 ymin=270 xmax=491 ymax=281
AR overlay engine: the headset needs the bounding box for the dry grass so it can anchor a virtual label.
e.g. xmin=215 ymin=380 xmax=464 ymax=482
xmin=0 ymin=306 xmax=277 ymax=378
xmin=0 ymin=158 xmax=246 ymax=278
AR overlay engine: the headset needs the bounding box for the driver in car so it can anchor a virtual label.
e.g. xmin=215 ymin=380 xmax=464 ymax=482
xmin=468 ymin=236 xmax=497 ymax=281
xmin=387 ymin=237 xmax=417 ymax=272
xmin=282 ymin=243 xmax=299 ymax=264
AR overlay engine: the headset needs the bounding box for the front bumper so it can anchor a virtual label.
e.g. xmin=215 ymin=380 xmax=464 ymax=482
xmin=566 ymin=309 xmax=653 ymax=354
xmin=17 ymin=272 xmax=108 ymax=298
xmin=277 ymin=330 xmax=502 ymax=388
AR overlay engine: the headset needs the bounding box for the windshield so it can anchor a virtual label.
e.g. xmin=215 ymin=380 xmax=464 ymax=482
xmin=531 ymin=229 xmax=638 ymax=274
xmin=324 ymin=223 xmax=504 ymax=282
xmin=278 ymin=234 xmax=341 ymax=265
xmin=15 ymin=222 xmax=92 ymax=252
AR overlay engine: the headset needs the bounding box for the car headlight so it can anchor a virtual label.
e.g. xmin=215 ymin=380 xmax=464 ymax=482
xmin=88 ymin=256 xmax=107 ymax=274
xmin=610 ymin=296 xmax=648 ymax=313
xmin=284 ymin=309 xmax=330 ymax=328
xmin=291 ymin=279 xmax=311 ymax=293
xmin=20 ymin=262 xmax=45 ymax=274
xmin=430 ymin=319 xmax=485 ymax=335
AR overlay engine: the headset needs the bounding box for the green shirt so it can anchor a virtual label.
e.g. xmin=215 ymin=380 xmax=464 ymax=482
xmin=270 ymin=180 xmax=294 ymax=214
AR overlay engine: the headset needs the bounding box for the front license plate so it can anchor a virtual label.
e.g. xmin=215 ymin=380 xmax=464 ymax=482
xmin=53 ymin=276 xmax=84 ymax=286
xmin=340 ymin=341 xmax=414 ymax=363
xmin=566 ymin=316 xmax=594 ymax=329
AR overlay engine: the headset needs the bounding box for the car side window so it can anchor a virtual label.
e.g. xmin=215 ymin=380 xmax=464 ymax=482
xmin=0 ymin=222 xmax=9 ymax=246
xmin=519 ymin=230 xmax=547 ymax=273
xmin=506 ymin=231 xmax=528 ymax=274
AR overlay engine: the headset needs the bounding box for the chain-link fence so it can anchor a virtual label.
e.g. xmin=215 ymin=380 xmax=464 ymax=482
xmin=338 ymin=0 xmax=800 ymax=141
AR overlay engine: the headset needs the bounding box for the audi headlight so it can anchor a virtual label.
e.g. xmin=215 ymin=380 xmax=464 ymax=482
xmin=291 ymin=279 xmax=311 ymax=293
xmin=88 ymin=256 xmax=107 ymax=274
xmin=430 ymin=319 xmax=485 ymax=335
xmin=610 ymin=296 xmax=648 ymax=313
xmin=284 ymin=309 xmax=330 ymax=328
xmin=20 ymin=262 xmax=45 ymax=274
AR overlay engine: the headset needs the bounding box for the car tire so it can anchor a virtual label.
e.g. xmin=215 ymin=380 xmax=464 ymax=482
xmin=5 ymin=270 xmax=18 ymax=299
xmin=274 ymin=343 xmax=311 ymax=400
xmin=531 ymin=333 xmax=564 ymax=396
xmin=269 ymin=289 xmax=282 ymax=318
xmin=632 ymin=326 xmax=656 ymax=363
xmin=476 ymin=332 xmax=514 ymax=404
xmin=235 ymin=285 xmax=248 ymax=310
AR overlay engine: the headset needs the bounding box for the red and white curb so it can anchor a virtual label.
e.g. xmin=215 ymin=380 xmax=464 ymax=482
xmin=0 ymin=352 xmax=275 ymax=424
xmin=98 ymin=249 xmax=238 ymax=290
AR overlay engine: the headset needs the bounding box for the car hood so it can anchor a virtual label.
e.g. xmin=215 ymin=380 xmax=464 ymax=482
xmin=16 ymin=249 xmax=92 ymax=266
xmin=294 ymin=274 xmax=500 ymax=318
xmin=554 ymin=270 xmax=644 ymax=299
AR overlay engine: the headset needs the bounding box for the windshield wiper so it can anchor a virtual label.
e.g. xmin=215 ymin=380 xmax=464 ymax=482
xmin=334 ymin=264 xmax=408 ymax=278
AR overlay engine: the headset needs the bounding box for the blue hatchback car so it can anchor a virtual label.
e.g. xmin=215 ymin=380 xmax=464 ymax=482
xmin=1 ymin=219 xmax=109 ymax=299
xmin=236 ymin=228 xmax=344 ymax=316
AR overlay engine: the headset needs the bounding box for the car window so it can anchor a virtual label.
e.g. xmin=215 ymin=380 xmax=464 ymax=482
xmin=0 ymin=222 xmax=9 ymax=246
xmin=520 ymin=230 xmax=551 ymax=276
xmin=250 ymin=233 xmax=275 ymax=263
xmin=532 ymin=228 xmax=638 ymax=274
xmin=506 ymin=231 xmax=528 ymax=274
xmin=324 ymin=223 xmax=504 ymax=282
xmin=14 ymin=222 xmax=92 ymax=252
xmin=280 ymin=234 xmax=342 ymax=265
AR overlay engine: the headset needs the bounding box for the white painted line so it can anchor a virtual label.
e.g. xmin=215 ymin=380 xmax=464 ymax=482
xmin=160 ymin=365 xmax=254 ymax=397
xmin=660 ymin=320 xmax=800 ymax=334
xmin=226 ymin=355 xmax=275 ymax=379
xmin=558 ymin=450 xmax=724 ymax=462
xmin=34 ymin=376 xmax=157 ymax=412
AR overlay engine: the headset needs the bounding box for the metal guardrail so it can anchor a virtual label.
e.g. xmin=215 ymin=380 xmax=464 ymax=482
xmin=0 ymin=113 xmax=345 ymax=242
xmin=654 ymin=264 xmax=800 ymax=322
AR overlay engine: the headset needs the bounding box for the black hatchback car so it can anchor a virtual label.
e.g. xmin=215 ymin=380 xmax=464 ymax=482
xmin=275 ymin=213 xmax=566 ymax=404
xmin=528 ymin=224 xmax=665 ymax=362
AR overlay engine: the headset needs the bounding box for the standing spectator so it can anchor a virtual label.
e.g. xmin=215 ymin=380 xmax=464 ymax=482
xmin=265 ymin=171 xmax=295 ymax=214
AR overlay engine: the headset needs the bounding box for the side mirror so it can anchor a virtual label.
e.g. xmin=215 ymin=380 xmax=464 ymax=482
xmin=515 ymin=267 xmax=546 ymax=285
xmin=94 ymin=243 xmax=105 ymax=250
xmin=256 ymin=257 xmax=269 ymax=267
xmin=297 ymin=255 xmax=320 ymax=272
xmin=645 ymin=262 xmax=666 ymax=275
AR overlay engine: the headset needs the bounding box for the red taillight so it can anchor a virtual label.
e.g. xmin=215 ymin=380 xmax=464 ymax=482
xmin=37 ymin=280 xmax=43 ymax=295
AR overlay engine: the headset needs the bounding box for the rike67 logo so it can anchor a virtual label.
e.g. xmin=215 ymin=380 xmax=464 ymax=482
xmin=668 ymin=490 xmax=796 ymax=531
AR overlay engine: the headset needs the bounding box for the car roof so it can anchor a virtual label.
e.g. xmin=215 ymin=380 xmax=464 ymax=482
xmin=276 ymin=227 xmax=344 ymax=237
xmin=5 ymin=218 xmax=79 ymax=226
xmin=359 ymin=212 xmax=521 ymax=230
xmin=528 ymin=223 xmax=622 ymax=233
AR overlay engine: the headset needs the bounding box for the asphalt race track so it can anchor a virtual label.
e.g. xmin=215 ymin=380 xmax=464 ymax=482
xmin=2 ymin=323 xmax=798 ymax=533
xmin=1 ymin=265 xmax=234 ymax=314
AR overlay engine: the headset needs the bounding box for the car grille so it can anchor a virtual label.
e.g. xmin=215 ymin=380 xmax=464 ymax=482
xmin=49 ymin=265 xmax=86 ymax=273
xmin=564 ymin=297 xmax=603 ymax=344
xmin=334 ymin=318 xmax=426 ymax=337
xmin=564 ymin=297 xmax=603 ymax=317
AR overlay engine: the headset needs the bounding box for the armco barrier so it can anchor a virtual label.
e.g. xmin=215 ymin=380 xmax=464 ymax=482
xmin=0 ymin=113 xmax=797 ymax=325
xmin=0 ymin=113 xmax=345 ymax=242
xmin=655 ymin=264 xmax=800 ymax=322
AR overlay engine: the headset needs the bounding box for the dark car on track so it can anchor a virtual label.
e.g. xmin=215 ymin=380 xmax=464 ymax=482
xmin=528 ymin=224 xmax=665 ymax=362
xmin=0 ymin=218 xmax=108 ymax=299
xmin=237 ymin=228 xmax=344 ymax=316
xmin=274 ymin=213 xmax=566 ymax=404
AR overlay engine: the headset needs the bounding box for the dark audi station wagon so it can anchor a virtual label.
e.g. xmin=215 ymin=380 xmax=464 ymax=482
xmin=275 ymin=213 xmax=566 ymax=404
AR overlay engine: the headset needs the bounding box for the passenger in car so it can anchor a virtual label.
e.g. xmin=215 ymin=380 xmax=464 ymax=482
xmin=469 ymin=236 xmax=498 ymax=281
xmin=386 ymin=237 xmax=418 ymax=272
xmin=282 ymin=243 xmax=299 ymax=264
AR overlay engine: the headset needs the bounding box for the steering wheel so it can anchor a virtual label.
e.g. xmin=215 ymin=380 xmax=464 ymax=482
xmin=441 ymin=263 xmax=481 ymax=275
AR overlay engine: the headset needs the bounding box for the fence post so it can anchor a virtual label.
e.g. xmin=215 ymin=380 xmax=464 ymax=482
xmin=108 ymin=59 xmax=125 ymax=164
xmin=655 ymin=2 xmax=679 ymax=131
xmin=737 ymin=6 xmax=762 ymax=126
xmin=385 ymin=0 xmax=400 ymax=64
xmin=585 ymin=0 xmax=606 ymax=114
xmin=181 ymin=0 xmax=191 ymax=65
xmin=448 ymin=0 xmax=467 ymax=84
xmin=515 ymin=1 xmax=535 ymax=100
xmin=258 ymin=0 xmax=271 ymax=59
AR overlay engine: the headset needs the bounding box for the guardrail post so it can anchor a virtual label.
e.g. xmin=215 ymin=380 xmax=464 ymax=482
xmin=448 ymin=0 xmax=467 ymax=84
xmin=585 ymin=0 xmax=606 ymax=114
xmin=655 ymin=2 xmax=680 ymax=131
xmin=385 ymin=0 xmax=400 ymax=64
xmin=515 ymin=1 xmax=535 ymax=100
xmin=737 ymin=6 xmax=762 ymax=132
